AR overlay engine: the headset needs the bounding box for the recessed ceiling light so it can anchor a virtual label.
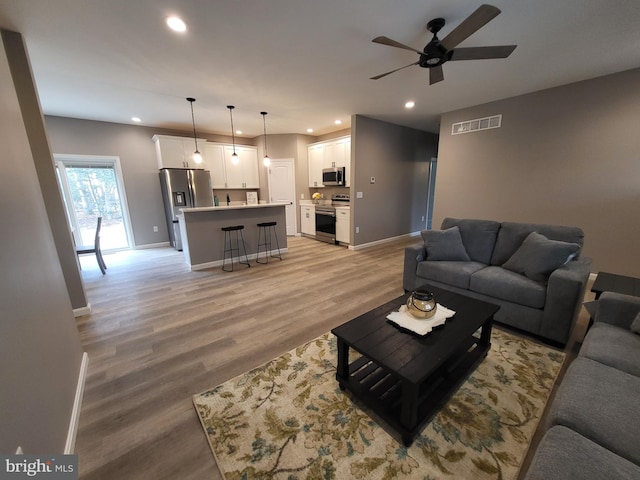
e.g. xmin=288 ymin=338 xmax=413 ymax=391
xmin=334 ymin=120 xmax=342 ymax=125
xmin=405 ymin=101 xmax=415 ymax=109
xmin=306 ymin=128 xmax=314 ymax=133
xmin=166 ymin=16 xmax=187 ymax=33
xmin=236 ymin=130 xmax=242 ymax=135
xmin=131 ymin=116 xmax=141 ymax=123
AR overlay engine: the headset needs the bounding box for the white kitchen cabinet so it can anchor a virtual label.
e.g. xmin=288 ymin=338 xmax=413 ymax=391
xmin=335 ymin=207 xmax=350 ymax=244
xmin=307 ymin=136 xmax=351 ymax=188
xmin=308 ymin=143 xmax=324 ymax=188
xmin=153 ymin=134 xmax=207 ymax=169
xmin=204 ymin=143 xmax=259 ymax=189
xmin=300 ymin=205 xmax=316 ymax=236
xmin=223 ymin=145 xmax=260 ymax=189
xmin=205 ymin=143 xmax=226 ymax=189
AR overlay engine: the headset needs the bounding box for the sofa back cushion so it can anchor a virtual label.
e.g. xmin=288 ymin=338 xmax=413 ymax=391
xmin=491 ymin=222 xmax=584 ymax=266
xmin=441 ymin=218 xmax=501 ymax=265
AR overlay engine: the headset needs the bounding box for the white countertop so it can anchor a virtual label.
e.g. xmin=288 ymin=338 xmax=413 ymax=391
xmin=180 ymin=203 xmax=288 ymax=213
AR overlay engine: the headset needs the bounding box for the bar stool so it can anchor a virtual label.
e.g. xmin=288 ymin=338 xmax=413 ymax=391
xmin=221 ymin=225 xmax=250 ymax=272
xmin=256 ymin=221 xmax=282 ymax=264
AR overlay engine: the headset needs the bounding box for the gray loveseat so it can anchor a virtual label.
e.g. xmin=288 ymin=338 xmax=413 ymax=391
xmin=524 ymin=292 xmax=640 ymax=479
xmin=403 ymin=218 xmax=592 ymax=345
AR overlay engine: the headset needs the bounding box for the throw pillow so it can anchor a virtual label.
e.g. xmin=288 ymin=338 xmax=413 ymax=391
xmin=421 ymin=226 xmax=470 ymax=261
xmin=502 ymin=231 xmax=580 ymax=283
xmin=631 ymin=312 xmax=640 ymax=335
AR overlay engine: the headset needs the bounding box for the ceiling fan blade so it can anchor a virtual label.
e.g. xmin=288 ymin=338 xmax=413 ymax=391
xmin=370 ymin=61 xmax=419 ymax=80
xmin=450 ymin=45 xmax=517 ymax=61
xmin=440 ymin=4 xmax=501 ymax=50
xmin=372 ymin=36 xmax=424 ymax=56
xmin=429 ymin=65 xmax=444 ymax=85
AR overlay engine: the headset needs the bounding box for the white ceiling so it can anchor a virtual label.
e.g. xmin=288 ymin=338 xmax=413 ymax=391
xmin=1 ymin=0 xmax=639 ymax=137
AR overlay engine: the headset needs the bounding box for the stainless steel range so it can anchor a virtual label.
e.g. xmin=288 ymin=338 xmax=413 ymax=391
xmin=315 ymin=194 xmax=350 ymax=244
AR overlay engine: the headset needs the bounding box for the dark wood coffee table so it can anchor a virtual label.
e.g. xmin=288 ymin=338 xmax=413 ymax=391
xmin=331 ymin=284 xmax=500 ymax=446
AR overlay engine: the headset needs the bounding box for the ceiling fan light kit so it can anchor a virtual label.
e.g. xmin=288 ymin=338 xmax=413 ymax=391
xmin=371 ymin=4 xmax=517 ymax=85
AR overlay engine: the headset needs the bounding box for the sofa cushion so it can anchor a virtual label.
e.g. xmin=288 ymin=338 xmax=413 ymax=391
xmin=470 ymin=266 xmax=546 ymax=308
xmin=421 ymin=226 xmax=470 ymax=261
xmin=491 ymin=221 xmax=584 ymax=266
xmin=502 ymin=232 xmax=580 ymax=283
xmin=524 ymin=426 xmax=640 ymax=480
xmin=579 ymin=322 xmax=640 ymax=377
xmin=546 ymin=357 xmax=640 ymax=466
xmin=416 ymin=261 xmax=485 ymax=290
xmin=631 ymin=312 xmax=640 ymax=334
xmin=441 ymin=218 xmax=501 ymax=264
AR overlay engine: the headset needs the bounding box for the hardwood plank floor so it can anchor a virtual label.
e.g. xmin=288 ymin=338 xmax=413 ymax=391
xmin=75 ymin=236 xmax=416 ymax=479
xmin=74 ymin=235 xmax=593 ymax=479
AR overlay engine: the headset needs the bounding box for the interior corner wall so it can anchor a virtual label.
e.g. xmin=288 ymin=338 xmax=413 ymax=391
xmin=1 ymin=29 xmax=84 ymax=453
xmin=3 ymin=32 xmax=87 ymax=310
xmin=351 ymin=115 xmax=439 ymax=246
xmin=435 ymin=68 xmax=640 ymax=276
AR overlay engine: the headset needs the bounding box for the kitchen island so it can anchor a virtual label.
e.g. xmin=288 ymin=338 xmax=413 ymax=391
xmin=178 ymin=203 xmax=288 ymax=270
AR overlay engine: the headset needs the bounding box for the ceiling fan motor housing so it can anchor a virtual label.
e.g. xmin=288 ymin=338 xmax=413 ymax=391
xmin=420 ymin=17 xmax=449 ymax=68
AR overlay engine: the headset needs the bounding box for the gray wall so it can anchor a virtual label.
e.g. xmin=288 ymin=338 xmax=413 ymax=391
xmin=1 ymin=29 xmax=83 ymax=453
xmin=436 ymin=68 xmax=640 ymax=276
xmin=45 ymin=117 xmax=171 ymax=247
xmin=351 ymin=115 xmax=439 ymax=246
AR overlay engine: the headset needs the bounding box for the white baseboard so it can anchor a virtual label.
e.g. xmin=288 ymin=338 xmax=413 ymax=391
xmin=190 ymin=248 xmax=289 ymax=271
xmin=73 ymin=304 xmax=91 ymax=317
xmin=351 ymin=232 xmax=420 ymax=251
xmin=65 ymin=352 xmax=89 ymax=454
xmin=134 ymin=241 xmax=171 ymax=250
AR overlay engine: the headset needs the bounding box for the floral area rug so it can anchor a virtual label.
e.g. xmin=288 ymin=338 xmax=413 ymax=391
xmin=193 ymin=329 xmax=564 ymax=480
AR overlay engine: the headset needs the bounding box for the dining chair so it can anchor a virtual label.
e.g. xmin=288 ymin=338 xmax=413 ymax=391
xmin=75 ymin=217 xmax=107 ymax=274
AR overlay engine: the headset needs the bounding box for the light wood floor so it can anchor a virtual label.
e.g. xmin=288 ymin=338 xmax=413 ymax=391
xmin=74 ymin=235 xmax=593 ymax=479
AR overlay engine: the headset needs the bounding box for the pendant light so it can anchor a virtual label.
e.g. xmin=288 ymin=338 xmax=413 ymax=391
xmin=186 ymin=97 xmax=203 ymax=164
xmin=227 ymin=105 xmax=239 ymax=165
xmin=261 ymin=111 xmax=270 ymax=167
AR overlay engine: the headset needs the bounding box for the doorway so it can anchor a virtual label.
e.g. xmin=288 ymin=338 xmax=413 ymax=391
xmin=54 ymin=154 xmax=134 ymax=250
xmin=267 ymin=159 xmax=296 ymax=235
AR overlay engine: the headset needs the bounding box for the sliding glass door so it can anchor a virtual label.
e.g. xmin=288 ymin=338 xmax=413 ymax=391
xmin=55 ymin=154 xmax=133 ymax=250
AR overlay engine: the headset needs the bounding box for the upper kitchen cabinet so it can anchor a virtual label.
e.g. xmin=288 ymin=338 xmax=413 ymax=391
xmin=205 ymin=143 xmax=226 ymax=189
xmin=307 ymin=136 xmax=351 ymax=187
xmin=214 ymin=145 xmax=259 ymax=189
xmin=153 ymin=134 xmax=207 ymax=169
xmin=308 ymin=143 xmax=324 ymax=188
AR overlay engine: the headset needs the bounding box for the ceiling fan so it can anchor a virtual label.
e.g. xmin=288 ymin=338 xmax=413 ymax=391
xmin=370 ymin=4 xmax=516 ymax=85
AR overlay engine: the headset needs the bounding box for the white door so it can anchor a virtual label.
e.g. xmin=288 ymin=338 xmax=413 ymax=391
xmin=268 ymin=159 xmax=296 ymax=236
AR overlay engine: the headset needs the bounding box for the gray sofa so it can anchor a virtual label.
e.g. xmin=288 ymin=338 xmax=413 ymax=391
xmin=524 ymin=292 xmax=640 ymax=479
xmin=403 ymin=218 xmax=592 ymax=345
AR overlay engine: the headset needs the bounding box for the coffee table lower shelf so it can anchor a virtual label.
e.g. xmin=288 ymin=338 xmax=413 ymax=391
xmin=335 ymin=335 xmax=490 ymax=446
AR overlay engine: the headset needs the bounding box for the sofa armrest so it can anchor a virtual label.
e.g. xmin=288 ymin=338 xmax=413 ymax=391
xmin=594 ymin=291 xmax=640 ymax=330
xmin=402 ymin=242 xmax=426 ymax=292
xmin=539 ymin=257 xmax=592 ymax=344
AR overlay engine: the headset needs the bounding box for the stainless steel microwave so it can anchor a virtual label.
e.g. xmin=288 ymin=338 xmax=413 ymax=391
xmin=322 ymin=167 xmax=346 ymax=186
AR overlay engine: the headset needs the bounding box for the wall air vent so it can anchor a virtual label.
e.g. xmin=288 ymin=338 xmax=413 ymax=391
xmin=452 ymin=114 xmax=501 ymax=135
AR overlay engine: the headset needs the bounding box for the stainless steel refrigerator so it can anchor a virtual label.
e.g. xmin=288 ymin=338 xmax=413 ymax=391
xmin=159 ymin=168 xmax=213 ymax=250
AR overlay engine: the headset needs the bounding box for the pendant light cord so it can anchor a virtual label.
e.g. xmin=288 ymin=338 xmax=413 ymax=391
xmin=261 ymin=111 xmax=268 ymax=157
xmin=227 ymin=105 xmax=237 ymax=155
xmin=187 ymin=97 xmax=199 ymax=153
